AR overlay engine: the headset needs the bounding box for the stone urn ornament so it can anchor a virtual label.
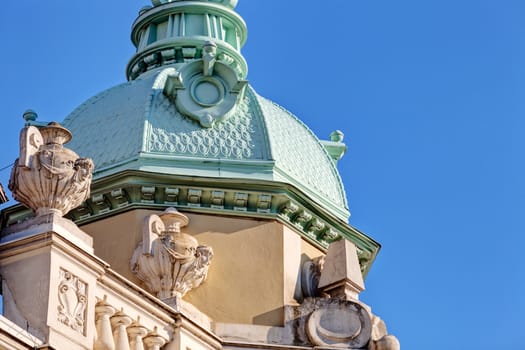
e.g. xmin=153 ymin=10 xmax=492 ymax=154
xmin=9 ymin=120 xmax=94 ymax=217
xmin=131 ymin=207 xmax=213 ymax=299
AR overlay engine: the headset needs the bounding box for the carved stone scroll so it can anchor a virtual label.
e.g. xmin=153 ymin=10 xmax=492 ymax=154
xmin=9 ymin=122 xmax=94 ymax=217
xmin=57 ymin=268 xmax=87 ymax=335
xmin=301 ymin=256 xmax=325 ymax=298
xmin=131 ymin=208 xmax=213 ymax=299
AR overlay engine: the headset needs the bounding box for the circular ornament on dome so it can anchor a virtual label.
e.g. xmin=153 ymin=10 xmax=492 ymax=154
xmin=162 ymin=52 xmax=247 ymax=128
xmin=190 ymin=77 xmax=225 ymax=107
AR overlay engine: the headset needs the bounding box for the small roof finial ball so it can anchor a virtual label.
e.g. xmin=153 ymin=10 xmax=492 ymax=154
xmin=330 ymin=130 xmax=345 ymax=143
xmin=23 ymin=109 xmax=38 ymax=124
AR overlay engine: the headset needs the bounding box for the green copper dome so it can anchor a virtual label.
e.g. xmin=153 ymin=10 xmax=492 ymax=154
xmin=61 ymin=0 xmax=350 ymax=222
xmin=62 ymin=69 xmax=349 ymax=220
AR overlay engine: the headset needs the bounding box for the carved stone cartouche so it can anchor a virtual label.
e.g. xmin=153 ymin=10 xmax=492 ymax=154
xmin=57 ymin=268 xmax=87 ymax=335
xmin=131 ymin=208 xmax=213 ymax=299
xmin=8 ymin=122 xmax=94 ymax=217
xmin=296 ymin=239 xmax=400 ymax=349
xmin=293 ymin=298 xmax=372 ymax=349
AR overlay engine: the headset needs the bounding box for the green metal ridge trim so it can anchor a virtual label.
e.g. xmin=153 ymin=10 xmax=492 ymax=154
xmin=138 ymin=152 xmax=276 ymax=167
xmin=244 ymin=86 xmax=275 ymax=165
xmin=92 ymin=157 xmax=141 ymax=178
xmin=265 ymin=98 xmax=349 ymax=210
xmin=252 ymin=92 xmax=349 ymax=212
xmin=272 ymin=165 xmax=349 ymax=221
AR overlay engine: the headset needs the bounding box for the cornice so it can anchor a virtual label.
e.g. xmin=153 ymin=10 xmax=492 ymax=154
xmin=0 ymin=170 xmax=380 ymax=277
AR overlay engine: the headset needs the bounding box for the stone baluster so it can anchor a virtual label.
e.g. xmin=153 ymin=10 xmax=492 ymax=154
xmin=143 ymin=327 xmax=167 ymax=350
xmin=94 ymin=296 xmax=116 ymax=350
xmin=127 ymin=317 xmax=148 ymax=350
xmin=111 ymin=308 xmax=132 ymax=350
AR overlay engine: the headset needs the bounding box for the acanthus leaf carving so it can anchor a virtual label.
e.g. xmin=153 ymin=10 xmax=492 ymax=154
xmin=131 ymin=207 xmax=213 ymax=299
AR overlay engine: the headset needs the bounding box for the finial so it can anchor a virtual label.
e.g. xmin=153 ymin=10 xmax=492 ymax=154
xmin=9 ymin=122 xmax=93 ymax=217
xmin=330 ymin=130 xmax=344 ymax=143
xmin=202 ymin=41 xmax=217 ymax=76
xmin=159 ymin=207 xmax=190 ymax=233
xmin=23 ymin=109 xmax=38 ymax=125
xmin=321 ymin=130 xmax=347 ymax=161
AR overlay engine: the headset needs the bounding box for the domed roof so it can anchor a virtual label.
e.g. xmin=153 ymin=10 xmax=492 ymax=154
xmin=62 ymin=68 xmax=349 ymax=220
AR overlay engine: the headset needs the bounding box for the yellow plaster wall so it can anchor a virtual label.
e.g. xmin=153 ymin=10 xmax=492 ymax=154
xmin=80 ymin=209 xmax=152 ymax=285
xmin=80 ymin=209 xmax=326 ymax=327
xmin=301 ymin=237 xmax=324 ymax=262
xmin=184 ymin=215 xmax=285 ymax=326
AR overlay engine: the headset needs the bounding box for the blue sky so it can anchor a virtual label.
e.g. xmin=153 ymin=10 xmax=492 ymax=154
xmin=1 ymin=1 xmax=524 ymax=349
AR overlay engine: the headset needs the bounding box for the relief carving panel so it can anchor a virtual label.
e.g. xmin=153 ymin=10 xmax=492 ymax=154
xmin=57 ymin=268 xmax=87 ymax=335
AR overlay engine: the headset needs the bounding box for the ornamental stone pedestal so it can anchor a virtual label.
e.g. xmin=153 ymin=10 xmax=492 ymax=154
xmin=0 ymin=122 xmax=100 ymax=349
xmin=291 ymin=239 xmax=400 ymax=350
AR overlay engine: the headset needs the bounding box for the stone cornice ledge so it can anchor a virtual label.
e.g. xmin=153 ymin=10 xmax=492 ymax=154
xmin=0 ymin=170 xmax=380 ymax=277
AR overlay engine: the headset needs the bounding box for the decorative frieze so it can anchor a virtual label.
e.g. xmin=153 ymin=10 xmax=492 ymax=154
xmin=164 ymin=187 xmax=179 ymax=205
xmin=92 ymin=194 xmax=111 ymax=214
xmin=141 ymin=186 xmax=156 ymax=203
xmin=210 ymin=191 xmax=225 ymax=209
xmin=110 ymin=188 xmax=129 ymax=208
xmin=187 ymin=189 xmax=202 ymax=207
xmin=233 ymin=192 xmax=248 ymax=211
xmin=57 ymin=268 xmax=88 ymax=335
xmin=279 ymin=201 xmax=299 ymax=220
xmin=256 ymin=194 xmax=272 ymax=213
xmin=130 ymin=208 xmax=213 ymax=299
